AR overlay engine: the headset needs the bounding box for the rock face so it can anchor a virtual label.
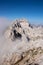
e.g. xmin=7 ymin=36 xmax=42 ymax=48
xmin=0 ymin=19 xmax=43 ymax=65
xmin=5 ymin=19 xmax=30 ymax=41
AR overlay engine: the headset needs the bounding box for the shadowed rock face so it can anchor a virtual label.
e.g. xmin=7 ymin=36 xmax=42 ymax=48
xmin=13 ymin=30 xmax=22 ymax=38
xmin=0 ymin=19 xmax=43 ymax=65
xmin=26 ymin=36 xmax=30 ymax=41
xmin=17 ymin=22 xmax=21 ymax=28
xmin=10 ymin=29 xmax=22 ymax=41
xmin=29 ymin=23 xmax=33 ymax=28
xmin=28 ymin=63 xmax=39 ymax=65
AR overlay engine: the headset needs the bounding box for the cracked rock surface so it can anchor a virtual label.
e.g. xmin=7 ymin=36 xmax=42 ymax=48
xmin=0 ymin=19 xmax=43 ymax=65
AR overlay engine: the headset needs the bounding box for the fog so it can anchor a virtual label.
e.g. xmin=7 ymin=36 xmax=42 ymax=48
xmin=0 ymin=18 xmax=11 ymax=35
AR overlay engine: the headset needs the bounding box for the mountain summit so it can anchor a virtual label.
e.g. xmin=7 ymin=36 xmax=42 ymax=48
xmin=5 ymin=19 xmax=33 ymax=41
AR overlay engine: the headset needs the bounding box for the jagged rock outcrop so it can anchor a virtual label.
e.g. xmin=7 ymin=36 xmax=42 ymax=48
xmin=2 ymin=47 xmax=43 ymax=65
xmin=5 ymin=19 xmax=31 ymax=41
xmin=0 ymin=19 xmax=43 ymax=65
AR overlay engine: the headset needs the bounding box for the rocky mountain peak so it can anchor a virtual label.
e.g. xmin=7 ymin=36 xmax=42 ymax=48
xmin=4 ymin=19 xmax=32 ymax=41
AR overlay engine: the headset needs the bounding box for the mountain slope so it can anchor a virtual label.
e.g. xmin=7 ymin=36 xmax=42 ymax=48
xmin=0 ymin=19 xmax=43 ymax=65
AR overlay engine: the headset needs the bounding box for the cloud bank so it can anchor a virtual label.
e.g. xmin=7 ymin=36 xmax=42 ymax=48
xmin=0 ymin=17 xmax=11 ymax=35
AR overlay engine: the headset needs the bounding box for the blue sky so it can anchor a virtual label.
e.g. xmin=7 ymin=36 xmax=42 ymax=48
xmin=0 ymin=0 xmax=43 ymax=24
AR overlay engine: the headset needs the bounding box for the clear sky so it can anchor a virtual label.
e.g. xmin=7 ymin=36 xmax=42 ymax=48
xmin=0 ymin=0 xmax=43 ymax=24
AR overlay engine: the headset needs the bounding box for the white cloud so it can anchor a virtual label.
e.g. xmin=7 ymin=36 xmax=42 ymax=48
xmin=0 ymin=17 xmax=11 ymax=34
